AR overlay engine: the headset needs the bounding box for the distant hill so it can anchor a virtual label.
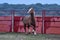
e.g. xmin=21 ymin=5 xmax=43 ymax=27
xmin=0 ymin=3 xmax=60 ymax=10
xmin=0 ymin=3 xmax=60 ymax=16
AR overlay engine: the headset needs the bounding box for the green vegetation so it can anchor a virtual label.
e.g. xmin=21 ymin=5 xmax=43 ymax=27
xmin=0 ymin=33 xmax=60 ymax=40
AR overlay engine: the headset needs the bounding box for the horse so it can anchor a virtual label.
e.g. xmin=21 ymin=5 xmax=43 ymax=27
xmin=22 ymin=8 xmax=36 ymax=35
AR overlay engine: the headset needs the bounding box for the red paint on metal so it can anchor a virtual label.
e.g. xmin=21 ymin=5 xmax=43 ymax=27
xmin=0 ymin=16 xmax=60 ymax=34
xmin=0 ymin=16 xmax=12 ymax=32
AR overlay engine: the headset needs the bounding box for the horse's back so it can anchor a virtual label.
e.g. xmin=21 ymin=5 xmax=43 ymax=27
xmin=23 ymin=16 xmax=31 ymax=24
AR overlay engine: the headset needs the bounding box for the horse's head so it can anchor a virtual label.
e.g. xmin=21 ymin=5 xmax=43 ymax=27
xmin=28 ymin=7 xmax=34 ymax=14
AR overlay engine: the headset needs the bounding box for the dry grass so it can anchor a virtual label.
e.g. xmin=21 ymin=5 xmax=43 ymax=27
xmin=0 ymin=33 xmax=60 ymax=40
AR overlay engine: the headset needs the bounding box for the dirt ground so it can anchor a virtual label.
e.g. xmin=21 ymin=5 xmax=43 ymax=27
xmin=0 ymin=33 xmax=60 ymax=40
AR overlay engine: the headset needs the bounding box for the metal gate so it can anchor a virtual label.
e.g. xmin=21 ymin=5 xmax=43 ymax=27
xmin=44 ymin=10 xmax=60 ymax=34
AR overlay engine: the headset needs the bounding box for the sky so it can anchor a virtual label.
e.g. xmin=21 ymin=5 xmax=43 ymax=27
xmin=0 ymin=0 xmax=60 ymax=5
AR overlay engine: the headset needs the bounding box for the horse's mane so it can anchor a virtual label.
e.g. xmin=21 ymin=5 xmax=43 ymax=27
xmin=22 ymin=7 xmax=35 ymax=24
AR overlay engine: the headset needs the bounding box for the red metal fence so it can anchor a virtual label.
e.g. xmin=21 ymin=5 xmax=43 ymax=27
xmin=14 ymin=16 xmax=60 ymax=34
xmin=0 ymin=10 xmax=60 ymax=34
xmin=0 ymin=16 xmax=12 ymax=32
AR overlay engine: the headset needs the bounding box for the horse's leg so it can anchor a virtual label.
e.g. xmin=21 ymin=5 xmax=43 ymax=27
xmin=27 ymin=24 xmax=30 ymax=34
xmin=24 ymin=24 xmax=26 ymax=33
xmin=32 ymin=23 xmax=37 ymax=35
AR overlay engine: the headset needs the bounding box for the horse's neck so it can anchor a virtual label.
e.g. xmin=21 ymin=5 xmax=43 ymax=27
xmin=30 ymin=13 xmax=34 ymax=18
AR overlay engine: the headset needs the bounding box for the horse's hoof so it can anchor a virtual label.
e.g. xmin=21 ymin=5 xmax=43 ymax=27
xmin=32 ymin=32 xmax=37 ymax=35
xmin=32 ymin=32 xmax=34 ymax=34
xmin=34 ymin=32 xmax=37 ymax=35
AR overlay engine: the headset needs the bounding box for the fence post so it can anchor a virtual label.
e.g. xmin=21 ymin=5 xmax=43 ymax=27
xmin=11 ymin=10 xmax=15 ymax=32
xmin=42 ymin=10 xmax=46 ymax=34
